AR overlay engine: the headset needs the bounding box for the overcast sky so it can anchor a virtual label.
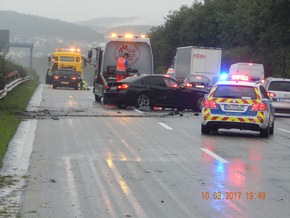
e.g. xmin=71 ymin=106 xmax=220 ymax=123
xmin=1 ymin=0 xmax=196 ymax=24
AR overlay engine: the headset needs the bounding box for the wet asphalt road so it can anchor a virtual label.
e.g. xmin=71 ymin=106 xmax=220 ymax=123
xmin=18 ymin=84 xmax=290 ymax=217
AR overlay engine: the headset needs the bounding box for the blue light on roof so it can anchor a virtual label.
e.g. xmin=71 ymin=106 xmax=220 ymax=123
xmin=219 ymin=73 xmax=228 ymax=80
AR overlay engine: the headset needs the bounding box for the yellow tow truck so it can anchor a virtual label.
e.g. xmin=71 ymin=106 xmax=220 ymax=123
xmin=46 ymin=48 xmax=86 ymax=84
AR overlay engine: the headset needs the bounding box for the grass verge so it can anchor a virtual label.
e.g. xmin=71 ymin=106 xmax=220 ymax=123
xmin=0 ymin=80 xmax=39 ymax=168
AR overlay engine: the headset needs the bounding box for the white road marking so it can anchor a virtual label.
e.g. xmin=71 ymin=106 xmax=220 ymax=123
xmin=278 ymin=128 xmax=290 ymax=134
xmin=200 ymin=148 xmax=228 ymax=163
xmin=158 ymin=122 xmax=173 ymax=130
xmin=134 ymin=109 xmax=143 ymax=113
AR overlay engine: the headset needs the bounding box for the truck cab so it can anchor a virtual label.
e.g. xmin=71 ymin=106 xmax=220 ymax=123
xmin=88 ymin=33 xmax=154 ymax=101
xmin=46 ymin=48 xmax=85 ymax=84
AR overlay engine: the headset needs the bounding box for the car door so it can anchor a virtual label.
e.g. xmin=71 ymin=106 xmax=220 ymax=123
xmin=163 ymin=77 xmax=184 ymax=107
xmin=46 ymin=69 xmax=54 ymax=84
xmin=259 ymin=85 xmax=275 ymax=124
xmin=143 ymin=77 xmax=170 ymax=106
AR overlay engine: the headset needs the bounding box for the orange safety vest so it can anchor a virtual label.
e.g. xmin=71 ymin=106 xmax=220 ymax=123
xmin=116 ymin=57 xmax=127 ymax=71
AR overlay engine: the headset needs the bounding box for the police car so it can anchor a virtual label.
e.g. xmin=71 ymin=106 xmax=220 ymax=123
xmin=201 ymin=75 xmax=275 ymax=137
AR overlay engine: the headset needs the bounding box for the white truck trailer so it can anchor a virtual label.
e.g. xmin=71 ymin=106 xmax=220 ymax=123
xmin=173 ymin=46 xmax=222 ymax=83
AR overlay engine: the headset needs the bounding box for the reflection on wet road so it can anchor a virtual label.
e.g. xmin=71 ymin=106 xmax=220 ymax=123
xmin=19 ymin=85 xmax=290 ymax=218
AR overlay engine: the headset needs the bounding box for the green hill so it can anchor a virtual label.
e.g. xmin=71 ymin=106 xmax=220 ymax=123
xmin=0 ymin=11 xmax=103 ymax=41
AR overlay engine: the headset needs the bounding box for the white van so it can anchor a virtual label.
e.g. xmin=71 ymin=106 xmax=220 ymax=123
xmin=229 ymin=62 xmax=264 ymax=82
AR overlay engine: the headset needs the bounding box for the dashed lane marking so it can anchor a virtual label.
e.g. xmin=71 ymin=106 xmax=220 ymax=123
xmin=134 ymin=109 xmax=143 ymax=113
xmin=278 ymin=128 xmax=290 ymax=134
xmin=158 ymin=122 xmax=173 ymax=130
xmin=200 ymin=148 xmax=228 ymax=163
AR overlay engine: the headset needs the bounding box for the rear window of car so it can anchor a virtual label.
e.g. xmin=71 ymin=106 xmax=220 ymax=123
xmin=213 ymin=85 xmax=257 ymax=99
xmin=269 ymin=81 xmax=290 ymax=92
xmin=56 ymin=70 xmax=75 ymax=76
xmin=184 ymin=76 xmax=210 ymax=83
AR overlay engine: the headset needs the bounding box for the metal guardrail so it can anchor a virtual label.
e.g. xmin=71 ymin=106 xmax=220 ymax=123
xmin=0 ymin=76 xmax=33 ymax=99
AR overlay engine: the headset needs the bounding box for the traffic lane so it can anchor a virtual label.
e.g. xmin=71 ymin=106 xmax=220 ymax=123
xmin=22 ymin=118 xmax=210 ymax=217
xmin=40 ymin=84 xmax=97 ymax=110
xmin=21 ymin=116 xmax=215 ymax=218
xmin=39 ymin=84 xmax=167 ymax=117
xmin=21 ymin=115 xmax=289 ymax=218
xmin=274 ymin=114 xmax=290 ymax=136
xmin=155 ymin=115 xmax=290 ymax=217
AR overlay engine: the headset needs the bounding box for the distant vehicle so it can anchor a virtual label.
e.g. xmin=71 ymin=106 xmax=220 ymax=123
xmin=183 ymin=75 xmax=210 ymax=89
xmin=201 ymin=78 xmax=275 ymax=137
xmin=52 ymin=68 xmax=79 ymax=90
xmin=46 ymin=48 xmax=85 ymax=84
xmin=104 ymin=74 xmax=208 ymax=111
xmin=88 ymin=33 xmax=154 ymax=102
xmin=173 ymin=46 xmax=222 ymax=83
xmin=229 ymin=62 xmax=264 ymax=82
xmin=166 ymin=67 xmax=175 ymax=79
xmin=263 ymin=77 xmax=290 ymax=113
xmin=205 ymin=76 xmax=220 ymax=92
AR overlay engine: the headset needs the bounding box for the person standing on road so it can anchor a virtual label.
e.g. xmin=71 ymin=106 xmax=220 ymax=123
xmin=115 ymin=53 xmax=129 ymax=81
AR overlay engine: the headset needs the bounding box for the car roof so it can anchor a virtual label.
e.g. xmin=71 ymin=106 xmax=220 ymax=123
xmin=266 ymin=77 xmax=290 ymax=82
xmin=215 ymin=80 xmax=260 ymax=87
xmin=124 ymin=74 xmax=175 ymax=80
xmin=186 ymin=75 xmax=208 ymax=78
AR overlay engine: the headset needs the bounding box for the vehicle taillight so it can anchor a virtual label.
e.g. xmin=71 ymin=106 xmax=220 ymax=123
xmin=203 ymin=100 xmax=218 ymax=109
xmin=54 ymin=75 xmax=60 ymax=79
xmin=170 ymin=84 xmax=179 ymax=88
xmin=185 ymin=83 xmax=192 ymax=88
xmin=250 ymin=102 xmax=267 ymax=111
xmin=267 ymin=92 xmax=276 ymax=97
xmin=71 ymin=76 xmax=77 ymax=80
xmin=117 ymin=84 xmax=129 ymax=90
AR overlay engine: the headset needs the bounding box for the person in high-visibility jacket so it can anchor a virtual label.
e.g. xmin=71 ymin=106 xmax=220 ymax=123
xmin=115 ymin=53 xmax=129 ymax=81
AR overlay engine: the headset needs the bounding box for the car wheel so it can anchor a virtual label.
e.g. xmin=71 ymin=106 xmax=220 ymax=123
xmin=95 ymin=94 xmax=101 ymax=102
xmin=52 ymin=84 xmax=57 ymax=89
xmin=269 ymin=121 xmax=274 ymax=135
xmin=194 ymin=97 xmax=204 ymax=112
xmin=201 ymin=124 xmax=210 ymax=134
xmin=260 ymin=126 xmax=269 ymax=138
xmin=177 ymin=107 xmax=185 ymax=111
xmin=135 ymin=93 xmax=150 ymax=108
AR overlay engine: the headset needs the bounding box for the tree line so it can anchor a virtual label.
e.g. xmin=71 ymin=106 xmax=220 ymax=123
xmin=148 ymin=0 xmax=290 ymax=77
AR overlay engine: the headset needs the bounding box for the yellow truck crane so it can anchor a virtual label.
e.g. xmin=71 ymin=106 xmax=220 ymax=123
xmin=46 ymin=48 xmax=85 ymax=84
xmin=88 ymin=33 xmax=154 ymax=101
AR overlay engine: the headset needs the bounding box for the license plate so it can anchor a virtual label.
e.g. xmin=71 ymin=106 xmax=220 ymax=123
xmin=225 ymin=104 xmax=244 ymax=111
xmin=61 ymin=82 xmax=69 ymax=84
xmin=279 ymin=98 xmax=290 ymax=102
xmin=110 ymin=86 xmax=117 ymax=90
